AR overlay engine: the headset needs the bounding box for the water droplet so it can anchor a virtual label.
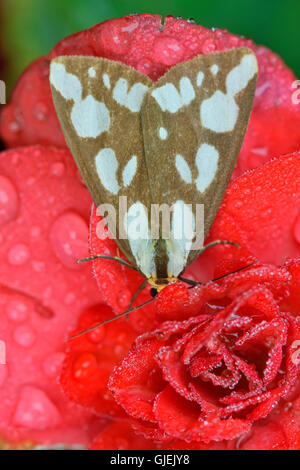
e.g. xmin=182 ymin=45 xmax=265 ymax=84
xmin=33 ymin=102 xmax=49 ymax=121
xmin=32 ymin=260 xmax=45 ymax=272
xmin=43 ymin=352 xmax=65 ymax=378
xmin=30 ymin=226 xmax=41 ymax=238
xmin=136 ymin=58 xmax=153 ymax=75
xmin=6 ymin=299 xmax=28 ymax=322
xmin=8 ymin=244 xmax=30 ymax=266
xmin=73 ymin=353 xmax=98 ymax=380
xmin=202 ymin=40 xmax=216 ymax=54
xmin=187 ymin=17 xmax=195 ymax=23
xmin=154 ymin=36 xmax=184 ymax=65
xmin=88 ymin=327 xmax=106 ymax=344
xmin=0 ymin=175 xmax=18 ymax=227
xmin=117 ymin=289 xmax=131 ymax=309
xmin=50 ymin=162 xmax=65 ymax=177
xmin=65 ymin=292 xmax=75 ymax=305
xmin=14 ymin=325 xmax=36 ymax=348
xmin=49 ymin=211 xmax=89 ymax=269
xmin=13 ymin=386 xmax=61 ymax=429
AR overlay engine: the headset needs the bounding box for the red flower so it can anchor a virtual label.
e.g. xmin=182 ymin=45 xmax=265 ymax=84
xmin=1 ymin=14 xmax=300 ymax=450
xmin=109 ymin=267 xmax=300 ymax=443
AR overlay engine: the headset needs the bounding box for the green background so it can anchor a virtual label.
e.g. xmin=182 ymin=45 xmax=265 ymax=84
xmin=2 ymin=0 xmax=300 ymax=91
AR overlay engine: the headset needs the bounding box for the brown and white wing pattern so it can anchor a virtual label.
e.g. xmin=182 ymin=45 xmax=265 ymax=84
xmin=141 ymin=47 xmax=258 ymax=272
xmin=50 ymin=56 xmax=153 ymax=267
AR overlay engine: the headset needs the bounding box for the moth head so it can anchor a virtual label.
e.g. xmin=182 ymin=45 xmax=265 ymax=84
xmin=148 ymin=276 xmax=178 ymax=292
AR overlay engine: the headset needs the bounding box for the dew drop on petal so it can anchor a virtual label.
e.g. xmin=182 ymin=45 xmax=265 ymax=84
xmin=30 ymin=226 xmax=41 ymax=238
xmin=43 ymin=352 xmax=65 ymax=378
xmin=49 ymin=211 xmax=89 ymax=269
xmin=0 ymin=175 xmax=19 ymax=227
xmin=13 ymin=326 xmax=36 ymax=348
xmin=8 ymin=244 xmax=30 ymax=265
xmin=154 ymin=36 xmax=184 ymax=65
xmin=117 ymin=289 xmax=132 ymax=309
xmin=50 ymin=162 xmax=65 ymax=177
xmin=73 ymin=352 xmax=98 ymax=380
xmin=33 ymin=101 xmax=49 ymax=121
xmin=6 ymin=300 xmax=28 ymax=322
xmin=88 ymin=326 xmax=106 ymax=344
xmin=13 ymin=386 xmax=61 ymax=430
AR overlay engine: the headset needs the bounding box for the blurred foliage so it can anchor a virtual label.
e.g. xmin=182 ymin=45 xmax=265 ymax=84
xmin=2 ymin=0 xmax=300 ymax=91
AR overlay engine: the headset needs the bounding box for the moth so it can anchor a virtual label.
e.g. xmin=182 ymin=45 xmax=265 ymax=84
xmin=50 ymin=47 xmax=258 ymax=330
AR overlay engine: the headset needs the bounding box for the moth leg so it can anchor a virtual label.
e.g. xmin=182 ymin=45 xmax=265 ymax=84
xmin=210 ymin=261 xmax=256 ymax=282
xmin=68 ymin=298 xmax=155 ymax=340
xmin=76 ymin=254 xmax=138 ymax=271
xmin=199 ymin=240 xmax=240 ymax=253
xmin=182 ymin=262 xmax=256 ymax=290
xmin=126 ymin=279 xmax=148 ymax=321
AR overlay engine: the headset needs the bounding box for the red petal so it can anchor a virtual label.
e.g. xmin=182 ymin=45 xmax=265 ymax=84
xmin=61 ymin=304 xmax=137 ymax=418
xmin=154 ymin=386 xmax=250 ymax=442
xmin=0 ymin=146 xmax=104 ymax=446
xmin=89 ymin=420 xmax=159 ymax=450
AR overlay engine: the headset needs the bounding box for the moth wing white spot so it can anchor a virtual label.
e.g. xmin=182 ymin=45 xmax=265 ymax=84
xmin=195 ymin=144 xmax=219 ymax=193
xmin=71 ymin=95 xmax=110 ymax=138
xmin=103 ymin=73 xmax=111 ymax=89
xmin=200 ymin=90 xmax=239 ymax=133
xmin=124 ymin=202 xmax=154 ymax=278
xmin=197 ymin=72 xmax=204 ymax=87
xmin=167 ymin=200 xmax=195 ymax=277
xmin=152 ymin=80 xmax=195 ymax=113
xmin=179 ymin=77 xmax=195 ymax=105
xmin=88 ymin=67 xmax=96 ymax=78
xmin=127 ymin=83 xmax=149 ymax=112
xmin=95 ymin=148 xmax=120 ymax=195
xmin=151 ymin=83 xmax=182 ymax=113
xmin=113 ymin=78 xmax=148 ymax=112
xmin=210 ymin=64 xmax=219 ymax=75
xmin=159 ymin=127 xmax=168 ymax=140
xmin=175 ymin=154 xmax=192 ymax=184
xmin=50 ymin=63 xmax=82 ymax=102
xmin=122 ymin=155 xmax=137 ymax=187
xmin=226 ymin=54 xmax=258 ymax=96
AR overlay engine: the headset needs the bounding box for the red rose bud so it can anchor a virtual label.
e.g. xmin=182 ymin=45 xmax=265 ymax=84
xmin=109 ymin=265 xmax=300 ymax=443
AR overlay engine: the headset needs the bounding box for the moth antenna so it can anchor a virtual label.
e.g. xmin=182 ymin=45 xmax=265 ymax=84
xmin=77 ymin=254 xmax=138 ymax=271
xmin=68 ymin=298 xmax=155 ymax=340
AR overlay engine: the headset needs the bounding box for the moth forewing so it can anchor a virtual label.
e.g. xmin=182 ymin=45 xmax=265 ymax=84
xmin=49 ymin=55 xmax=153 ymax=267
xmin=141 ymin=47 xmax=258 ymax=269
